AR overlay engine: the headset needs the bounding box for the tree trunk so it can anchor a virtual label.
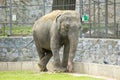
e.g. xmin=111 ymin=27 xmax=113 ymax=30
xmin=52 ymin=0 xmax=76 ymax=10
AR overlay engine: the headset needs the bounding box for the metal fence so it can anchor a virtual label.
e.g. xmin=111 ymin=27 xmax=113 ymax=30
xmin=0 ymin=0 xmax=120 ymax=38
xmin=80 ymin=0 xmax=120 ymax=38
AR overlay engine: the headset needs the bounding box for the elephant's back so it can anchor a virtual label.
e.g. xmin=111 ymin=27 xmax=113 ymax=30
xmin=38 ymin=10 xmax=79 ymax=22
xmin=41 ymin=10 xmax=64 ymax=21
xmin=33 ymin=10 xmax=62 ymax=30
xmin=36 ymin=10 xmax=79 ymax=29
xmin=33 ymin=10 xmax=80 ymax=35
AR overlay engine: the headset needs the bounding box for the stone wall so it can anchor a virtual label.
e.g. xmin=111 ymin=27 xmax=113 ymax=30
xmin=0 ymin=37 xmax=38 ymax=61
xmin=0 ymin=37 xmax=120 ymax=65
xmin=75 ymin=38 xmax=120 ymax=65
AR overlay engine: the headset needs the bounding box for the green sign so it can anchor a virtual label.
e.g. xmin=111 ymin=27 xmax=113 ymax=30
xmin=82 ymin=14 xmax=89 ymax=21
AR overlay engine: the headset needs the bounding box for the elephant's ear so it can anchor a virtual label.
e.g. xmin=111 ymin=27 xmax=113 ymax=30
xmin=55 ymin=14 xmax=62 ymax=31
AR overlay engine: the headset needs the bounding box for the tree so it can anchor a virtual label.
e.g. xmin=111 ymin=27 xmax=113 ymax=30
xmin=52 ymin=0 xmax=76 ymax=10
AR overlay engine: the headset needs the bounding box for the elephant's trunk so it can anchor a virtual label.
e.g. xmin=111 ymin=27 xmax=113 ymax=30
xmin=68 ymin=33 xmax=79 ymax=72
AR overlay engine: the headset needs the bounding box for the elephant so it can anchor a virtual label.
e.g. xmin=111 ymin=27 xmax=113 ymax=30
xmin=33 ymin=10 xmax=81 ymax=72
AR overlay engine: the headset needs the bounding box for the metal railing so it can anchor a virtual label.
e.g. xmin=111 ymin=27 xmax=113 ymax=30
xmin=0 ymin=0 xmax=119 ymax=38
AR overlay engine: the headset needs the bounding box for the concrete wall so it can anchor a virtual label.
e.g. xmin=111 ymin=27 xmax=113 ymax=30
xmin=0 ymin=37 xmax=120 ymax=66
xmin=0 ymin=61 xmax=119 ymax=80
xmin=74 ymin=62 xmax=120 ymax=80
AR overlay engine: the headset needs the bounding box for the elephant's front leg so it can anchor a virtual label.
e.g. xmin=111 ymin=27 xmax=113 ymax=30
xmin=68 ymin=37 xmax=78 ymax=72
xmin=51 ymin=37 xmax=66 ymax=72
xmin=62 ymin=43 xmax=70 ymax=72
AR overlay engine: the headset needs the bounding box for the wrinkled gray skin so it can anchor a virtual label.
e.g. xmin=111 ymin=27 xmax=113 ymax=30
xmin=33 ymin=10 xmax=81 ymax=72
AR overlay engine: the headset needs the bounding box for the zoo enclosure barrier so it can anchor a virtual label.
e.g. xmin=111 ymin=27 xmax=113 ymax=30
xmin=0 ymin=0 xmax=120 ymax=38
xmin=0 ymin=61 xmax=120 ymax=80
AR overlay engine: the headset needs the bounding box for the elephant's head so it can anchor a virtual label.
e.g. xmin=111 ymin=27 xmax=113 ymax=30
xmin=55 ymin=11 xmax=81 ymax=72
xmin=56 ymin=11 xmax=81 ymax=43
xmin=56 ymin=11 xmax=81 ymax=37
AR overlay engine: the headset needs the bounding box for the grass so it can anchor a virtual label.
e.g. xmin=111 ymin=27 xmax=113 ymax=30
xmin=0 ymin=71 xmax=104 ymax=80
xmin=12 ymin=26 xmax=32 ymax=35
xmin=0 ymin=25 xmax=32 ymax=36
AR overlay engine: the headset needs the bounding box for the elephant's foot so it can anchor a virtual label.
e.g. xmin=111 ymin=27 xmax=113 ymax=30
xmin=53 ymin=66 xmax=68 ymax=72
xmin=38 ymin=63 xmax=48 ymax=72
xmin=68 ymin=61 xmax=74 ymax=72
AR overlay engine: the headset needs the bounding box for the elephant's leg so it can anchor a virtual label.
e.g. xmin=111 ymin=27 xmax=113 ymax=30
xmin=68 ymin=48 xmax=77 ymax=72
xmin=51 ymin=37 xmax=67 ymax=72
xmin=33 ymin=34 xmax=46 ymax=71
xmin=62 ymin=43 xmax=70 ymax=72
xmin=36 ymin=48 xmax=46 ymax=71
xmin=40 ymin=50 xmax=52 ymax=71
xmin=35 ymin=46 xmax=45 ymax=71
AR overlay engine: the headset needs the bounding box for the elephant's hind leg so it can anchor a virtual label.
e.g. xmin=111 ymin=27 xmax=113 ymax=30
xmin=36 ymin=47 xmax=46 ymax=71
xmin=33 ymin=33 xmax=46 ymax=71
xmin=39 ymin=50 xmax=52 ymax=71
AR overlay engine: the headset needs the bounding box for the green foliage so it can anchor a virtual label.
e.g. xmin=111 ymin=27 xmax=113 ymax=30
xmin=0 ymin=71 xmax=104 ymax=80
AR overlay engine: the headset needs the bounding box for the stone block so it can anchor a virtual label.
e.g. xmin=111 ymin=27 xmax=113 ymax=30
xmin=88 ymin=63 xmax=98 ymax=76
xmin=74 ymin=62 xmax=89 ymax=74
xmin=73 ymin=62 xmax=82 ymax=73
xmin=22 ymin=62 xmax=34 ymax=71
xmin=33 ymin=62 xmax=39 ymax=72
xmin=8 ymin=62 xmax=22 ymax=71
xmin=113 ymin=65 xmax=120 ymax=80
xmin=0 ymin=62 xmax=8 ymax=71
xmin=97 ymin=64 xmax=114 ymax=79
